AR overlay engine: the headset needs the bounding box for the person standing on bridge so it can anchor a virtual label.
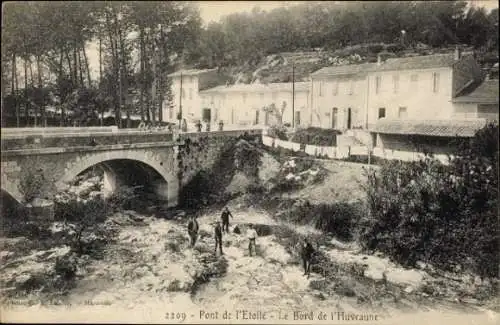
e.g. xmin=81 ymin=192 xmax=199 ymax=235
xmin=247 ymin=224 xmax=258 ymax=257
xmin=187 ymin=215 xmax=199 ymax=247
xmin=214 ymin=221 xmax=223 ymax=256
xmin=220 ymin=206 xmax=234 ymax=234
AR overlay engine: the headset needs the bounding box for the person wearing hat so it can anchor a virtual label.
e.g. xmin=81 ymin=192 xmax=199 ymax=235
xmin=187 ymin=214 xmax=199 ymax=247
xmin=214 ymin=220 xmax=223 ymax=255
xmin=301 ymin=238 xmax=315 ymax=277
xmin=246 ymin=224 xmax=258 ymax=256
xmin=220 ymin=206 xmax=234 ymax=234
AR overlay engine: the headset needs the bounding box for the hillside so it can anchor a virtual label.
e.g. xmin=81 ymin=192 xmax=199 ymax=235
xmin=189 ymin=43 xmax=499 ymax=86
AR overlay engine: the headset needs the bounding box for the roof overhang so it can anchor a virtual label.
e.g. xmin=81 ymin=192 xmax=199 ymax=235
xmin=370 ymin=118 xmax=488 ymax=137
xmin=451 ymin=98 xmax=499 ymax=104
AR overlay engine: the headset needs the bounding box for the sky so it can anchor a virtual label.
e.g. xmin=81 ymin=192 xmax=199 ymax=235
xmin=82 ymin=0 xmax=498 ymax=79
xmin=196 ymin=1 xmax=307 ymax=25
xmin=197 ymin=0 xmax=499 ymax=24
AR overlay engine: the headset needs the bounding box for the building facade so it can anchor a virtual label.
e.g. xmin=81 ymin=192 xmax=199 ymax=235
xmin=199 ymin=82 xmax=309 ymax=127
xmin=166 ymin=50 xmax=497 ymax=157
xmin=367 ymin=51 xmax=495 ymax=154
xmin=310 ymin=63 xmax=375 ymax=130
xmin=164 ymin=69 xmax=227 ymax=124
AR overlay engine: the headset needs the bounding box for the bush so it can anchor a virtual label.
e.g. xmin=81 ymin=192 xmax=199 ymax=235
xmin=55 ymin=195 xmax=116 ymax=257
xmin=273 ymin=199 xmax=362 ymax=241
xmin=54 ymin=254 xmax=78 ymax=280
xmin=290 ymin=127 xmax=341 ymax=146
xmin=360 ymin=123 xmax=499 ymax=278
xmin=106 ymin=186 xmax=142 ymax=211
xmin=267 ymin=125 xmax=288 ymax=140
xmin=19 ymin=169 xmax=46 ymax=203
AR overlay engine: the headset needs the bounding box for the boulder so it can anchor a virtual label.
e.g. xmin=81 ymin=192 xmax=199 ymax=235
xmin=364 ymin=269 xmax=385 ymax=282
xmin=404 ymin=285 xmax=415 ymax=294
xmin=26 ymin=198 xmax=55 ymax=220
xmin=133 ymin=266 xmax=151 ymax=278
xmin=88 ymin=191 xmax=103 ymax=199
xmin=0 ymin=251 xmax=14 ymax=262
xmin=262 ymin=244 xmax=292 ymax=265
xmin=15 ymin=274 xmax=33 ymax=286
xmin=385 ymin=269 xmax=424 ymax=288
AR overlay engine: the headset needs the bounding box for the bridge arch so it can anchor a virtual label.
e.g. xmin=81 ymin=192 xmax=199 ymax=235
xmin=57 ymin=150 xmax=179 ymax=207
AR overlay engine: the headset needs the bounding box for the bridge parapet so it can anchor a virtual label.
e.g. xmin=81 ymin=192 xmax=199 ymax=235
xmin=1 ymin=126 xmax=119 ymax=136
xmin=1 ymin=128 xmax=262 ymax=151
xmin=1 ymin=130 xmax=175 ymax=151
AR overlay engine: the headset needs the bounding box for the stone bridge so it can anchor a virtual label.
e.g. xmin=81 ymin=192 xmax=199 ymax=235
xmin=1 ymin=127 xmax=262 ymax=207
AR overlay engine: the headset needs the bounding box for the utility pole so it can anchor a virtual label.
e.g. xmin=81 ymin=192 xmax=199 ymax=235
xmin=179 ymin=71 xmax=183 ymax=129
xmin=292 ymin=63 xmax=295 ymax=128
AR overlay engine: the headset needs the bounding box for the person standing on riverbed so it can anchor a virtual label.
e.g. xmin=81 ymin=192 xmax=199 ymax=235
xmin=220 ymin=207 xmax=234 ymax=233
xmin=214 ymin=221 xmax=223 ymax=255
xmin=301 ymin=239 xmax=315 ymax=277
xmin=247 ymin=224 xmax=258 ymax=257
xmin=187 ymin=215 xmax=199 ymax=247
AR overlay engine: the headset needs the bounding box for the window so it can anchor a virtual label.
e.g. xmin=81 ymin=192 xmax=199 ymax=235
xmin=398 ymin=106 xmax=408 ymax=118
xmin=332 ymin=82 xmax=338 ymax=96
xmin=378 ymin=107 xmax=386 ymax=119
xmin=432 ymin=72 xmax=440 ymax=93
xmin=347 ymin=81 xmax=354 ymax=95
xmin=410 ymin=74 xmax=418 ymax=82
xmin=188 ymin=88 xmax=193 ymax=100
xmin=181 ymin=89 xmax=186 ymax=99
xmin=272 ymin=92 xmax=277 ymax=101
xmin=375 ymin=76 xmax=381 ymax=94
xmin=332 ymin=107 xmax=338 ymax=128
xmin=259 ymin=93 xmax=264 ymax=102
xmin=242 ymin=93 xmax=247 ymax=103
xmin=210 ymin=95 xmax=214 ymax=105
xmin=393 ymin=75 xmax=400 ymax=93
xmin=318 ymin=81 xmax=324 ymax=96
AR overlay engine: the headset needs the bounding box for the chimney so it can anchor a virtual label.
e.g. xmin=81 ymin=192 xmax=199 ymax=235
xmin=454 ymin=46 xmax=461 ymax=61
xmin=377 ymin=54 xmax=382 ymax=66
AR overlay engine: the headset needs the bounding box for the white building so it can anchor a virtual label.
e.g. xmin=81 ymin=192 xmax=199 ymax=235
xmin=164 ymin=68 xmax=226 ymax=124
xmin=310 ymin=62 xmax=376 ymax=130
xmin=199 ymin=82 xmax=310 ymax=127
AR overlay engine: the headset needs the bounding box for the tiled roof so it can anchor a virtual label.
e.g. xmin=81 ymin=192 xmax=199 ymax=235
xmin=371 ymin=118 xmax=488 ymax=137
xmin=168 ymin=68 xmax=217 ymax=77
xmin=452 ymin=79 xmax=499 ymax=104
xmin=311 ymin=53 xmax=463 ymax=78
xmin=368 ymin=53 xmax=459 ymax=72
xmin=199 ymin=82 xmax=310 ymax=94
xmin=311 ymin=63 xmax=377 ymax=77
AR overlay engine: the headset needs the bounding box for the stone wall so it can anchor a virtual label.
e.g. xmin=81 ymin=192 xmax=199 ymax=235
xmin=177 ymin=130 xmax=262 ymax=187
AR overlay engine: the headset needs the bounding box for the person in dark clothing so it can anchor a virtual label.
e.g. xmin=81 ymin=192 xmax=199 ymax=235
xmin=220 ymin=207 xmax=233 ymax=233
xmin=187 ymin=215 xmax=199 ymax=247
xmin=214 ymin=221 xmax=223 ymax=255
xmin=301 ymin=239 xmax=315 ymax=276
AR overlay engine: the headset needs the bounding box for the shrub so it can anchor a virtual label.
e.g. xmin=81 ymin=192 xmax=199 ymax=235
xmin=106 ymin=186 xmax=141 ymax=211
xmin=267 ymin=125 xmax=288 ymax=140
xmin=234 ymin=140 xmax=263 ymax=178
xmin=54 ymin=254 xmax=78 ymax=280
xmin=273 ymin=199 xmax=362 ymax=241
xmin=55 ymin=195 xmax=116 ymax=257
xmin=360 ymin=123 xmax=499 ymax=278
xmin=19 ymin=169 xmax=46 ymax=203
xmin=290 ymin=127 xmax=340 ymax=146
